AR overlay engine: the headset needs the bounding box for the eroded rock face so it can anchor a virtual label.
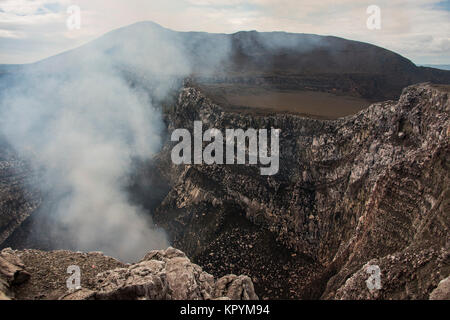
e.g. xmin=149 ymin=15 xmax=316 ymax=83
xmin=1 ymin=83 xmax=449 ymax=300
xmin=330 ymin=247 xmax=449 ymax=300
xmin=0 ymin=247 xmax=257 ymax=300
xmin=430 ymin=277 xmax=450 ymax=300
xmin=215 ymin=274 xmax=259 ymax=300
xmin=0 ymin=248 xmax=30 ymax=299
xmin=151 ymin=83 xmax=449 ymax=299
xmin=0 ymin=140 xmax=40 ymax=245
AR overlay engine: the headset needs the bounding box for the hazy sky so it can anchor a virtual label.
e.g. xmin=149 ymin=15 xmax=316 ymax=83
xmin=1 ymin=0 xmax=449 ymax=64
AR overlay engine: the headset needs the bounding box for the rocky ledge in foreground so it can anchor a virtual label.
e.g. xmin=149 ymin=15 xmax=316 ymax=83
xmin=0 ymin=247 xmax=258 ymax=300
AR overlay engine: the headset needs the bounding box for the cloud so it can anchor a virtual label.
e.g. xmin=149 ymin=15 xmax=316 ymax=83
xmin=0 ymin=29 xmax=26 ymax=38
xmin=0 ymin=0 xmax=69 ymax=18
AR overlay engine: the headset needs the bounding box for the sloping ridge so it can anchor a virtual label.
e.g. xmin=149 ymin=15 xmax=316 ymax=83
xmin=10 ymin=21 xmax=450 ymax=100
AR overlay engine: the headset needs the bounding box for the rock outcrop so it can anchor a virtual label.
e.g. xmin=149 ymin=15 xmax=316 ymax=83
xmin=0 ymin=247 xmax=257 ymax=300
xmin=0 ymin=248 xmax=30 ymax=300
xmin=430 ymin=277 xmax=450 ymax=300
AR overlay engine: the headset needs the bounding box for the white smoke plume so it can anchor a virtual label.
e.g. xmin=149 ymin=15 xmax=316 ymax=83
xmin=0 ymin=22 xmax=215 ymax=262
